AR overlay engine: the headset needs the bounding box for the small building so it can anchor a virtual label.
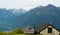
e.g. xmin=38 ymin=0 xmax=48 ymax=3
xmin=23 ymin=23 xmax=60 ymax=35
xmin=23 ymin=26 xmax=34 ymax=34
xmin=35 ymin=23 xmax=60 ymax=35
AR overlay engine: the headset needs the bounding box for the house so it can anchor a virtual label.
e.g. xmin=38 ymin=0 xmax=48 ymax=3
xmin=23 ymin=26 xmax=34 ymax=34
xmin=23 ymin=23 xmax=60 ymax=35
xmin=35 ymin=23 xmax=60 ymax=35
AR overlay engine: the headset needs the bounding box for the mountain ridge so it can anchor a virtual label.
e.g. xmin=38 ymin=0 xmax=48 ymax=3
xmin=18 ymin=4 xmax=60 ymax=29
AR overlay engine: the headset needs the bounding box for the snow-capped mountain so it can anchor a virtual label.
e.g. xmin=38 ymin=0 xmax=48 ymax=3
xmin=0 ymin=8 xmax=26 ymax=31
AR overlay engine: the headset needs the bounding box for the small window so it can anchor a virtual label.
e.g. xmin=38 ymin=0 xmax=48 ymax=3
xmin=48 ymin=28 xmax=52 ymax=33
xmin=28 ymin=28 xmax=32 ymax=29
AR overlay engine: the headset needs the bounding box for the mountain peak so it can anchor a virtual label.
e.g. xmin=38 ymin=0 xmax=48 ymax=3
xmin=46 ymin=4 xmax=56 ymax=7
xmin=48 ymin=4 xmax=54 ymax=6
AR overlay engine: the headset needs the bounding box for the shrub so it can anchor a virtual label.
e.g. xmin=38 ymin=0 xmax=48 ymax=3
xmin=11 ymin=28 xmax=23 ymax=34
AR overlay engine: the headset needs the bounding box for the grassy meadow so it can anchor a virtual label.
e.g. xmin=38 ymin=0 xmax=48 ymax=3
xmin=0 ymin=28 xmax=41 ymax=35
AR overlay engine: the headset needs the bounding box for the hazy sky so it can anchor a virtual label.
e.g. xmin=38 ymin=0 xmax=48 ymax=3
xmin=0 ymin=0 xmax=60 ymax=10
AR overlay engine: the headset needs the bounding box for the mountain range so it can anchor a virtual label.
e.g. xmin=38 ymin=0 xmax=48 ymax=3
xmin=0 ymin=4 xmax=60 ymax=31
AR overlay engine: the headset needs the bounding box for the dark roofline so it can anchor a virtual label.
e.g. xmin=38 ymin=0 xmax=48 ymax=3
xmin=49 ymin=24 xmax=60 ymax=32
xmin=38 ymin=24 xmax=60 ymax=33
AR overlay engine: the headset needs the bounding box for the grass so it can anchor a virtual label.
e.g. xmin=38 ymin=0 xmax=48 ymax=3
xmin=0 ymin=32 xmax=41 ymax=35
xmin=12 ymin=34 xmax=41 ymax=35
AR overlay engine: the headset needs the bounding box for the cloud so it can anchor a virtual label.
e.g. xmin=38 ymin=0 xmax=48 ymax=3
xmin=0 ymin=0 xmax=60 ymax=10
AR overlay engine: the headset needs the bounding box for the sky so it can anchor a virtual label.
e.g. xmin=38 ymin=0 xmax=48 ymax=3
xmin=0 ymin=0 xmax=60 ymax=10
